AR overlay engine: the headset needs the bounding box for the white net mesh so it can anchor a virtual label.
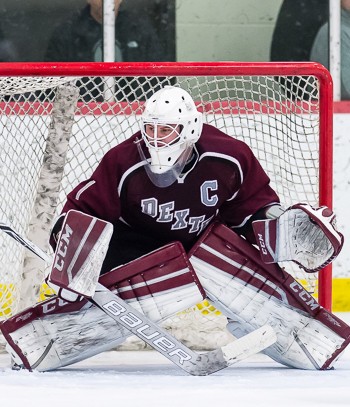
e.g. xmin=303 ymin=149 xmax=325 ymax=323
xmin=0 ymin=64 xmax=331 ymax=350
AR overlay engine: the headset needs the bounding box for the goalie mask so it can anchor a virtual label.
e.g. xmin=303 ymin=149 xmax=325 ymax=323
xmin=138 ymin=86 xmax=203 ymax=187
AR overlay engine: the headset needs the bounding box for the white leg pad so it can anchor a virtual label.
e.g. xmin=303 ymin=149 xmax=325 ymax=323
xmin=189 ymin=222 xmax=350 ymax=370
xmin=6 ymin=302 xmax=130 ymax=371
xmin=2 ymin=242 xmax=204 ymax=371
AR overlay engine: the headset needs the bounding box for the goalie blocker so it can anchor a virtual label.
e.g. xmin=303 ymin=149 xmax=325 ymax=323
xmin=189 ymin=222 xmax=350 ymax=370
xmin=48 ymin=209 xmax=114 ymax=301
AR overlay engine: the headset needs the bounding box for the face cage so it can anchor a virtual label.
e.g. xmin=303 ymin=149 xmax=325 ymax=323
xmin=141 ymin=120 xmax=184 ymax=150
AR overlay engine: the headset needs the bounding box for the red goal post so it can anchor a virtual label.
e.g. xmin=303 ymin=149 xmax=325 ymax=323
xmin=0 ymin=62 xmax=333 ymax=333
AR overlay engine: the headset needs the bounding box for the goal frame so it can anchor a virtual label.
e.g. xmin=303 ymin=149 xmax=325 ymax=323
xmin=0 ymin=61 xmax=334 ymax=310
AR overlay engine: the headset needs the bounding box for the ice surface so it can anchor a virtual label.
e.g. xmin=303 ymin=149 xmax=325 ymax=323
xmin=1 ymin=313 xmax=350 ymax=407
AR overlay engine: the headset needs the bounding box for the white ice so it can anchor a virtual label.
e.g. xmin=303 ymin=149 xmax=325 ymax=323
xmin=1 ymin=313 xmax=350 ymax=407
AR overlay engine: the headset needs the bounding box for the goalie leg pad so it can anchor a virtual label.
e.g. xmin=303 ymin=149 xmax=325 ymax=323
xmin=189 ymin=222 xmax=350 ymax=370
xmin=4 ymin=300 xmax=131 ymax=371
xmin=1 ymin=242 xmax=205 ymax=371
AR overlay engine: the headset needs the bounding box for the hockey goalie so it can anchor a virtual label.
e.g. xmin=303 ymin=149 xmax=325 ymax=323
xmin=1 ymin=85 xmax=349 ymax=372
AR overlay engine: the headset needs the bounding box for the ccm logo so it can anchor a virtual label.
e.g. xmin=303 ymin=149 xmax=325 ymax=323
xmin=103 ymin=300 xmax=192 ymax=365
xmin=257 ymin=233 xmax=268 ymax=255
xmin=53 ymin=223 xmax=73 ymax=271
xmin=41 ymin=297 xmax=69 ymax=314
xmin=290 ymin=281 xmax=319 ymax=311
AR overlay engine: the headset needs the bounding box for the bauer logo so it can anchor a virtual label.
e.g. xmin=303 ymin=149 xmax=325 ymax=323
xmin=103 ymin=299 xmax=192 ymax=365
xmin=53 ymin=223 xmax=73 ymax=272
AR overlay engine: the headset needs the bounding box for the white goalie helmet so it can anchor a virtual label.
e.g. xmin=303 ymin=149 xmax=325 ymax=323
xmin=139 ymin=86 xmax=203 ymax=187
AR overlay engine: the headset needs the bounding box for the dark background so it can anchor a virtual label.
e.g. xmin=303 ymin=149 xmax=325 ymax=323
xmin=0 ymin=0 xmax=176 ymax=62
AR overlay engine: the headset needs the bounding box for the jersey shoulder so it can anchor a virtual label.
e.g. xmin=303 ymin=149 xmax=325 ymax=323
xmin=198 ymin=123 xmax=253 ymax=159
xmin=99 ymin=131 xmax=142 ymax=171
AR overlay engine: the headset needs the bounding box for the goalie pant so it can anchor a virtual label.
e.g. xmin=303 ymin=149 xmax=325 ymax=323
xmin=189 ymin=222 xmax=350 ymax=370
xmin=0 ymin=241 xmax=205 ymax=371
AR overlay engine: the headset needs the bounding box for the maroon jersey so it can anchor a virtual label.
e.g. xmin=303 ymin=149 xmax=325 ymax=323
xmin=61 ymin=124 xmax=279 ymax=250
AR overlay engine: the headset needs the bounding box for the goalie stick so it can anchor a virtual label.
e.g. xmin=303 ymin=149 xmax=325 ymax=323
xmin=0 ymin=220 xmax=277 ymax=376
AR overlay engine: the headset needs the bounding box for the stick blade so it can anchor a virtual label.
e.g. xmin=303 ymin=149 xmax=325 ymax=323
xmin=222 ymin=325 xmax=277 ymax=365
xmin=181 ymin=325 xmax=277 ymax=376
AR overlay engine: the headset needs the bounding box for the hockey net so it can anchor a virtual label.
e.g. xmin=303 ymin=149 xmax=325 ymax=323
xmin=0 ymin=62 xmax=333 ymax=350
